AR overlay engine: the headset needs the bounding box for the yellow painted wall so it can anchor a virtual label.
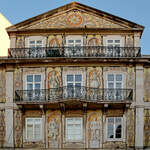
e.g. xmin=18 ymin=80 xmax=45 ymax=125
xmin=0 ymin=13 xmax=11 ymax=56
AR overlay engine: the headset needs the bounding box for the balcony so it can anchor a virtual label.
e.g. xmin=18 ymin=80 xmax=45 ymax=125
xmin=9 ymin=46 xmax=141 ymax=58
xmin=15 ymin=87 xmax=133 ymax=103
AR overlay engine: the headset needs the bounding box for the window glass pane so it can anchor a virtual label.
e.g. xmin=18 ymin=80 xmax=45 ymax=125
xmin=107 ymin=124 xmax=114 ymax=138
xmin=34 ymin=124 xmax=41 ymax=139
xmin=67 ymin=83 xmax=73 ymax=87
xmin=36 ymin=40 xmax=42 ymax=44
xmin=116 ymin=83 xmax=122 ymax=88
xmin=108 ymin=74 xmax=114 ymax=81
xmin=75 ymin=75 xmax=82 ymax=82
xmin=35 ymin=75 xmax=41 ymax=82
xmin=67 ymin=75 xmax=73 ymax=82
xmin=108 ymin=83 xmax=114 ymax=88
xmin=27 ymin=124 xmax=33 ymax=139
xmin=115 ymin=40 xmax=120 ymax=43
xmin=115 ymin=117 xmax=122 ymax=123
xmin=67 ymin=118 xmax=73 ymax=122
xmin=29 ymin=41 xmax=35 ymax=44
xmin=35 ymin=84 xmax=40 ymax=89
xmin=115 ymin=124 xmax=122 ymax=138
xmin=76 ymin=40 xmax=81 ymax=43
xmin=108 ymin=118 xmax=114 ymax=123
xmin=27 ymin=118 xmax=33 ymax=123
xmin=27 ymin=75 xmax=33 ymax=82
xmin=108 ymin=40 xmax=113 ymax=43
xmin=75 ymin=83 xmax=81 ymax=87
xmin=116 ymin=74 xmax=122 ymax=81
xmin=35 ymin=119 xmax=41 ymax=123
xmin=68 ymin=40 xmax=74 ymax=43
xmin=27 ymin=84 xmax=33 ymax=90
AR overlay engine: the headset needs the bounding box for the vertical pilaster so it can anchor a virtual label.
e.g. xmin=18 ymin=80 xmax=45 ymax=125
xmin=42 ymin=113 xmax=46 ymax=147
xmin=134 ymin=32 xmax=140 ymax=47
xmin=5 ymin=71 xmax=14 ymax=147
xmin=10 ymin=36 xmax=16 ymax=48
xmin=135 ymin=65 xmax=144 ymax=148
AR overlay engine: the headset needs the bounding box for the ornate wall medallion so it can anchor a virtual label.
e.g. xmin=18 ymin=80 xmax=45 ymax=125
xmin=67 ymin=13 xmax=82 ymax=26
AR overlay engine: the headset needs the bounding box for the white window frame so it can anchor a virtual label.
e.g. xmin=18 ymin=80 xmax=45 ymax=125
xmin=103 ymin=35 xmax=124 ymax=56
xmin=28 ymin=40 xmax=43 ymax=48
xmin=107 ymin=74 xmax=123 ymax=89
xmin=65 ymin=117 xmax=83 ymax=142
xmin=107 ymin=73 xmax=124 ymax=100
xmin=66 ymin=35 xmax=83 ymax=47
xmin=106 ymin=117 xmax=123 ymax=141
xmin=66 ymin=73 xmax=83 ymax=98
xmin=66 ymin=74 xmax=83 ymax=86
xmin=103 ymin=35 xmax=124 ymax=47
xmin=25 ymin=74 xmax=42 ymax=100
xmin=25 ymin=36 xmax=46 ymax=48
xmin=63 ymin=68 xmax=86 ymax=87
xmin=66 ymin=35 xmax=83 ymax=56
xmin=25 ymin=118 xmax=42 ymax=141
xmin=25 ymin=36 xmax=46 ymax=57
xmin=26 ymin=74 xmax=42 ymax=90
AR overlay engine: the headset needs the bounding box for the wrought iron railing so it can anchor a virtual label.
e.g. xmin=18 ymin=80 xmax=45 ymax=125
xmin=15 ymin=87 xmax=133 ymax=103
xmin=9 ymin=46 xmax=141 ymax=58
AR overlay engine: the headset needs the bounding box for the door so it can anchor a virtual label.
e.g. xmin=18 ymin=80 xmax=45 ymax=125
xmin=26 ymin=75 xmax=41 ymax=101
xmin=66 ymin=74 xmax=82 ymax=98
xmin=66 ymin=36 xmax=83 ymax=56
xmin=107 ymin=74 xmax=123 ymax=100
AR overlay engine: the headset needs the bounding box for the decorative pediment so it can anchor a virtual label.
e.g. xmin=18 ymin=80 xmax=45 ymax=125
xmin=21 ymin=10 xmax=129 ymax=30
xmin=7 ymin=2 xmax=144 ymax=32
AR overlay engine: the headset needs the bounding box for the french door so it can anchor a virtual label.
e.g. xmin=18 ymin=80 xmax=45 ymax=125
xmin=66 ymin=74 xmax=82 ymax=98
xmin=107 ymin=74 xmax=123 ymax=100
xmin=66 ymin=36 xmax=83 ymax=56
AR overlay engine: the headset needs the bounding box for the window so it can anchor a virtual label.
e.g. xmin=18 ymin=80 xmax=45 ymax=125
xmin=107 ymin=39 xmax=120 ymax=47
xmin=66 ymin=74 xmax=82 ymax=98
xmin=29 ymin=40 xmax=42 ymax=48
xmin=107 ymin=74 xmax=123 ymax=100
xmin=28 ymin=40 xmax=43 ymax=57
xmin=26 ymin=118 xmax=42 ymax=141
xmin=26 ymin=75 xmax=41 ymax=100
xmin=66 ymin=117 xmax=82 ymax=141
xmin=106 ymin=39 xmax=121 ymax=56
xmin=66 ymin=36 xmax=83 ymax=56
xmin=106 ymin=117 xmax=123 ymax=140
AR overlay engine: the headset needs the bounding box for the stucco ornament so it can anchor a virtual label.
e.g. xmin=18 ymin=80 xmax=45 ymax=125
xmin=48 ymin=118 xmax=59 ymax=148
xmin=89 ymin=71 xmax=100 ymax=100
xmin=49 ymin=71 xmax=60 ymax=89
xmin=14 ymin=110 xmax=22 ymax=147
xmin=90 ymin=71 xmax=100 ymax=88
xmin=67 ymin=13 xmax=82 ymax=26
xmin=90 ymin=118 xmax=100 ymax=148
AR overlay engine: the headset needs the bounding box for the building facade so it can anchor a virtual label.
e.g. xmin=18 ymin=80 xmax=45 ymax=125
xmin=0 ymin=2 xmax=150 ymax=149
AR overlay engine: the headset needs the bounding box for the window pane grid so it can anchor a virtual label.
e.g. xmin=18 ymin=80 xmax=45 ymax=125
xmin=66 ymin=118 xmax=82 ymax=141
xmin=107 ymin=117 xmax=122 ymax=140
xmin=26 ymin=75 xmax=41 ymax=90
xmin=26 ymin=118 xmax=42 ymax=141
xmin=29 ymin=40 xmax=42 ymax=48
xmin=107 ymin=74 xmax=123 ymax=89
